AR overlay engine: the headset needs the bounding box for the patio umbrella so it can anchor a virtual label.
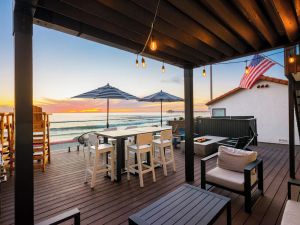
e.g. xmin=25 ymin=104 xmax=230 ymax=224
xmin=72 ymin=83 xmax=138 ymax=128
xmin=139 ymin=90 xmax=184 ymax=126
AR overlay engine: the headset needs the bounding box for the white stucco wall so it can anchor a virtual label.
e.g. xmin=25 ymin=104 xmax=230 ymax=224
xmin=208 ymin=80 xmax=300 ymax=145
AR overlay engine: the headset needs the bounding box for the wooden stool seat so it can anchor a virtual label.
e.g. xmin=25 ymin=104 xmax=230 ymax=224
xmin=127 ymin=133 xmax=156 ymax=187
xmin=152 ymin=129 xmax=176 ymax=176
xmin=84 ymin=134 xmax=115 ymax=189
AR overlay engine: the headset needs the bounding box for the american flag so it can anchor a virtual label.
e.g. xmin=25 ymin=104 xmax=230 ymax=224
xmin=239 ymin=54 xmax=276 ymax=89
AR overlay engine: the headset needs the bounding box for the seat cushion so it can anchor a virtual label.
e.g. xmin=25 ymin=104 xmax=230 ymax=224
xmin=206 ymin=167 xmax=257 ymax=192
xmin=153 ymin=139 xmax=172 ymax=145
xmin=218 ymin=145 xmax=257 ymax=173
xmin=128 ymin=144 xmax=151 ymax=151
xmin=281 ymin=200 xmax=300 ymax=225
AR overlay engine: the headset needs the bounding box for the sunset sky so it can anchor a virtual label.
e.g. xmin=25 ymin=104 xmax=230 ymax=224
xmin=0 ymin=1 xmax=286 ymax=113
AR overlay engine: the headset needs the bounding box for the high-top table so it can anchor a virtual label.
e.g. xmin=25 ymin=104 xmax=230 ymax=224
xmin=96 ymin=126 xmax=172 ymax=182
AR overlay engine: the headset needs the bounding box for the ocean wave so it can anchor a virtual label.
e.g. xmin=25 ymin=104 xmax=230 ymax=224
xmin=50 ymin=120 xmax=160 ymax=132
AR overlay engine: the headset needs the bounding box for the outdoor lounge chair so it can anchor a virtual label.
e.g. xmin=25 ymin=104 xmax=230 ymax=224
xmin=281 ymin=179 xmax=300 ymax=225
xmin=217 ymin=136 xmax=252 ymax=150
xmin=201 ymin=145 xmax=263 ymax=213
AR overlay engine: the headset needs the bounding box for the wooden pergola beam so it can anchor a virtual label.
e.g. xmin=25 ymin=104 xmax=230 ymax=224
xmin=95 ymin=0 xmax=222 ymax=60
xmin=233 ymin=0 xmax=278 ymax=47
xmin=34 ymin=8 xmax=192 ymax=68
xmin=270 ymin=0 xmax=299 ymax=42
xmin=14 ymin=0 xmax=34 ymax=224
xmin=52 ymin=0 xmax=207 ymax=65
xmin=167 ymin=0 xmax=247 ymax=54
xmin=184 ymin=68 xmax=194 ymax=182
xmin=130 ymin=0 xmax=235 ymax=57
xmin=201 ymin=0 xmax=263 ymax=51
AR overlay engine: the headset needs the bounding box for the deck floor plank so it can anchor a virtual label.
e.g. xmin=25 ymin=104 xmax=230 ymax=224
xmin=0 ymin=143 xmax=299 ymax=225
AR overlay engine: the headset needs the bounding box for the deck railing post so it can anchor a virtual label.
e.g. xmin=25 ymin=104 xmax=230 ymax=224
xmin=14 ymin=1 xmax=34 ymax=224
xmin=287 ymin=75 xmax=296 ymax=179
xmin=184 ymin=68 xmax=194 ymax=182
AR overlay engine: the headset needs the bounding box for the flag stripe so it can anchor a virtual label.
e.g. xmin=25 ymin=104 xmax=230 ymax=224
xmin=239 ymin=54 xmax=275 ymax=89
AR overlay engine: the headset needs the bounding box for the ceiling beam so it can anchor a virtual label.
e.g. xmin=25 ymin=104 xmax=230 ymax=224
xmin=201 ymin=0 xmax=263 ymax=51
xmin=232 ymin=0 xmax=278 ymax=47
xmin=34 ymin=8 xmax=192 ymax=67
xmin=60 ymin=0 xmax=208 ymax=64
xmin=167 ymin=0 xmax=247 ymax=54
xmin=94 ymin=0 xmax=223 ymax=60
xmin=129 ymin=0 xmax=235 ymax=57
xmin=269 ymin=0 xmax=299 ymax=41
xmin=37 ymin=0 xmax=202 ymax=66
xmin=295 ymin=0 xmax=300 ymax=25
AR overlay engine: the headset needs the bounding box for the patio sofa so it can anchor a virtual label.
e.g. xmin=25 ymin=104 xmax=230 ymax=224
xmin=201 ymin=145 xmax=263 ymax=213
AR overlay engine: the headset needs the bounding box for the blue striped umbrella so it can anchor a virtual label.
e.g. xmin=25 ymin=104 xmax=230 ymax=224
xmin=139 ymin=90 xmax=183 ymax=126
xmin=72 ymin=83 xmax=138 ymax=128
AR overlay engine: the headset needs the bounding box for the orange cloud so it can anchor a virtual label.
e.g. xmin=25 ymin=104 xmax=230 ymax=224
xmin=0 ymin=97 xmax=209 ymax=113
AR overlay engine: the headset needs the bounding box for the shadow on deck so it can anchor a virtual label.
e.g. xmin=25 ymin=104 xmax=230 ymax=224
xmin=0 ymin=143 xmax=299 ymax=225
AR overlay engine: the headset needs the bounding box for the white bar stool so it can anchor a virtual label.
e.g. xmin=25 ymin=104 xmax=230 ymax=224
xmin=84 ymin=133 xmax=115 ymax=189
xmin=126 ymin=133 xmax=156 ymax=187
xmin=152 ymin=129 xmax=176 ymax=176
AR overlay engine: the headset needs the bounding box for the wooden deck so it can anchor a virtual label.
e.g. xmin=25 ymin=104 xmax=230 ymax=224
xmin=0 ymin=143 xmax=299 ymax=225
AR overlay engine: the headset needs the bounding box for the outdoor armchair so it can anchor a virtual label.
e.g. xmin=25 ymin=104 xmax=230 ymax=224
xmin=201 ymin=146 xmax=263 ymax=213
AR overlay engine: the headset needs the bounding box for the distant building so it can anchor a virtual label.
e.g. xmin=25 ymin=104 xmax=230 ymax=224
xmin=206 ymin=75 xmax=299 ymax=145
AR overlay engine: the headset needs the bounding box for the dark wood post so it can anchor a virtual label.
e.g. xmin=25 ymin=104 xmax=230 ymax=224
xmin=14 ymin=1 xmax=34 ymax=224
xmin=285 ymin=47 xmax=296 ymax=179
xmin=288 ymin=75 xmax=295 ymax=179
xmin=184 ymin=68 xmax=194 ymax=182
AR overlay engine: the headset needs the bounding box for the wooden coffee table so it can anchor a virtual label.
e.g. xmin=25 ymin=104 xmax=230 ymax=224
xmin=129 ymin=184 xmax=231 ymax=225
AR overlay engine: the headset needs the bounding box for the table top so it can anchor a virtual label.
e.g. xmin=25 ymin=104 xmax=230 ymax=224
xmin=194 ymin=136 xmax=228 ymax=146
xmin=96 ymin=126 xmax=172 ymax=138
xmin=129 ymin=184 xmax=230 ymax=225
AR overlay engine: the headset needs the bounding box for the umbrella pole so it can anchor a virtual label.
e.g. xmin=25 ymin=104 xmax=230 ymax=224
xmin=160 ymin=99 xmax=163 ymax=127
xmin=106 ymin=98 xmax=109 ymax=128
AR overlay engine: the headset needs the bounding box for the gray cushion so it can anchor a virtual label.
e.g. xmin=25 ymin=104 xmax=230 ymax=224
xmin=217 ymin=145 xmax=257 ymax=173
xmin=281 ymin=200 xmax=300 ymax=225
xmin=206 ymin=167 xmax=257 ymax=192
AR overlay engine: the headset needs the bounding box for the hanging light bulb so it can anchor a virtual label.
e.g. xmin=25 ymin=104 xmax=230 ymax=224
xmin=141 ymin=57 xmax=146 ymax=68
xmin=149 ymin=36 xmax=157 ymax=51
xmin=245 ymin=60 xmax=249 ymax=75
xmin=161 ymin=61 xmax=165 ymax=73
xmin=135 ymin=55 xmax=139 ymax=68
xmin=202 ymin=67 xmax=206 ymax=77
xmin=288 ymin=53 xmax=295 ymax=64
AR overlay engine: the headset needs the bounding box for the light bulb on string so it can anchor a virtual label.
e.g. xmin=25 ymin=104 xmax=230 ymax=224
xmin=141 ymin=57 xmax=146 ymax=68
xmin=149 ymin=36 xmax=157 ymax=51
xmin=202 ymin=66 xmax=206 ymax=77
xmin=245 ymin=60 xmax=249 ymax=75
xmin=161 ymin=61 xmax=165 ymax=73
xmin=135 ymin=55 xmax=139 ymax=68
xmin=288 ymin=53 xmax=295 ymax=64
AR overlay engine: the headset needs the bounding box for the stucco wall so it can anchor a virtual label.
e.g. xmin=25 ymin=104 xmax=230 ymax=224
xmin=208 ymin=80 xmax=300 ymax=145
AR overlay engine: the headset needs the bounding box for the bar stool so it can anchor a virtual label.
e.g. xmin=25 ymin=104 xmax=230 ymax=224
xmin=84 ymin=133 xmax=115 ymax=189
xmin=127 ymin=133 xmax=156 ymax=187
xmin=152 ymin=129 xmax=176 ymax=176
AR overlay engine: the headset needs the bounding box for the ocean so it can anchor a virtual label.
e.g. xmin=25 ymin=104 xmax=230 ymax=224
xmin=49 ymin=112 xmax=209 ymax=143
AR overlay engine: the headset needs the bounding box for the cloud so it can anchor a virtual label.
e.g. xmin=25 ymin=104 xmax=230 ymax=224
xmin=161 ymin=76 xmax=183 ymax=84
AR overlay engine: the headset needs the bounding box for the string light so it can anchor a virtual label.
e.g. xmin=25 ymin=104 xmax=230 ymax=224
xmin=135 ymin=55 xmax=139 ymax=68
xmin=288 ymin=53 xmax=295 ymax=64
xmin=141 ymin=57 xmax=146 ymax=68
xmin=150 ymin=36 xmax=157 ymax=51
xmin=245 ymin=60 xmax=249 ymax=75
xmin=202 ymin=66 xmax=206 ymax=77
xmin=161 ymin=61 xmax=165 ymax=73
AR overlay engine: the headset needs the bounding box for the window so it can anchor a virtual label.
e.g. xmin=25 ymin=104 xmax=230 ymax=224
xmin=212 ymin=108 xmax=226 ymax=117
